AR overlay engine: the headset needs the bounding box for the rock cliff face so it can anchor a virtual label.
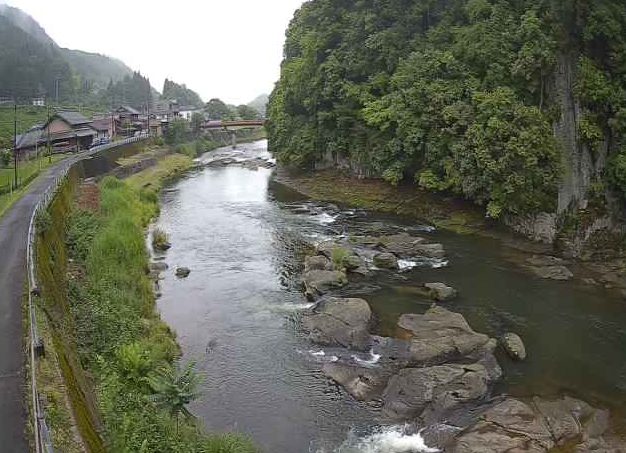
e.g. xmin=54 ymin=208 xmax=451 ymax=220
xmin=506 ymin=53 xmax=624 ymax=251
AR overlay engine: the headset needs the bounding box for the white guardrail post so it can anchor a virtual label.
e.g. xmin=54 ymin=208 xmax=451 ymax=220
xmin=26 ymin=135 xmax=148 ymax=452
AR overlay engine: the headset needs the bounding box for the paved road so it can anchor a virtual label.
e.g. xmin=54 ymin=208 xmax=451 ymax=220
xmin=0 ymin=137 xmax=145 ymax=452
xmin=0 ymin=160 xmax=76 ymax=452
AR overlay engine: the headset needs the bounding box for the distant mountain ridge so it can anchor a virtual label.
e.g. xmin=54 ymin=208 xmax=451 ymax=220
xmin=0 ymin=4 xmax=139 ymax=103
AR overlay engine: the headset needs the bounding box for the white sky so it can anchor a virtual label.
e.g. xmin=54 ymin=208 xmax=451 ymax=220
xmin=5 ymin=0 xmax=306 ymax=105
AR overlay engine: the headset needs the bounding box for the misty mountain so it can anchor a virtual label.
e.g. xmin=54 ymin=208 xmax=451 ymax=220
xmin=248 ymin=94 xmax=269 ymax=117
xmin=0 ymin=4 xmax=139 ymax=103
xmin=63 ymin=49 xmax=133 ymax=88
xmin=0 ymin=4 xmax=55 ymax=47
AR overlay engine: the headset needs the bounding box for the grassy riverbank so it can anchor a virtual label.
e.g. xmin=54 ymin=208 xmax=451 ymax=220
xmin=274 ymin=168 xmax=489 ymax=236
xmin=34 ymin=147 xmax=256 ymax=452
xmin=65 ymin=156 xmax=256 ymax=451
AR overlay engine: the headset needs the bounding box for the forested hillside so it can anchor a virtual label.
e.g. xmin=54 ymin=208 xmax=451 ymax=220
xmin=0 ymin=5 xmax=142 ymax=107
xmin=268 ymin=0 xmax=626 ymax=225
xmin=0 ymin=15 xmax=73 ymax=100
xmin=63 ymin=49 xmax=133 ymax=88
xmin=162 ymin=79 xmax=203 ymax=107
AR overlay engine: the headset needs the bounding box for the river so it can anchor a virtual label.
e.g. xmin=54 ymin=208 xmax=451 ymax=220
xmin=153 ymin=140 xmax=626 ymax=452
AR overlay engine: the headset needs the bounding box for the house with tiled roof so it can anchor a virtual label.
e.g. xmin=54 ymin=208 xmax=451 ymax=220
xmin=15 ymin=110 xmax=98 ymax=155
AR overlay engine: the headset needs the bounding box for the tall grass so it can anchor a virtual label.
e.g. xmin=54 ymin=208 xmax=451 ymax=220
xmin=67 ymin=176 xmax=257 ymax=452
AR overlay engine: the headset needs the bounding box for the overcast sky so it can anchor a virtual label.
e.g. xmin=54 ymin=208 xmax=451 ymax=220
xmin=5 ymin=0 xmax=306 ymax=105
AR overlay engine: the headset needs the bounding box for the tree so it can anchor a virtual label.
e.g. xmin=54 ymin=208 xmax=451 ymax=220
xmin=165 ymin=118 xmax=189 ymax=145
xmin=236 ymin=104 xmax=260 ymax=120
xmin=190 ymin=112 xmax=204 ymax=136
xmin=147 ymin=363 xmax=200 ymax=435
xmin=205 ymin=98 xmax=234 ymax=120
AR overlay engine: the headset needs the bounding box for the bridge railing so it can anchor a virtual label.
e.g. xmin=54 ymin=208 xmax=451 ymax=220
xmin=26 ymin=134 xmax=149 ymax=453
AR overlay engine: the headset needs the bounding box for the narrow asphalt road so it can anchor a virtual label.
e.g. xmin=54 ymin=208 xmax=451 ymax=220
xmin=0 ymin=160 xmax=76 ymax=452
xmin=0 ymin=138 xmax=144 ymax=452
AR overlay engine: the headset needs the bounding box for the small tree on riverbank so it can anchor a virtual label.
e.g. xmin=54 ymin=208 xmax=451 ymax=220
xmin=148 ymin=362 xmax=200 ymax=435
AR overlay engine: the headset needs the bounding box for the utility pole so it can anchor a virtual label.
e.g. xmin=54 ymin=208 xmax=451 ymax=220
xmin=13 ymin=103 xmax=18 ymax=189
xmin=47 ymin=105 xmax=51 ymax=163
xmin=55 ymin=78 xmax=60 ymax=105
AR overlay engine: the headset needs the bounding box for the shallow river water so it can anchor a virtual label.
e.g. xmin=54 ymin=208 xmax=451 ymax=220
xmin=155 ymin=140 xmax=626 ymax=452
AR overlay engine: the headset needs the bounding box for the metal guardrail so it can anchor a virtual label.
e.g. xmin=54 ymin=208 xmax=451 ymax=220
xmin=26 ymin=135 xmax=148 ymax=453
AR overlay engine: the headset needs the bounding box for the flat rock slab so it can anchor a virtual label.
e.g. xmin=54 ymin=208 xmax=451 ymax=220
xmin=449 ymin=397 xmax=612 ymax=453
xmin=397 ymin=306 xmax=492 ymax=365
xmin=322 ymin=362 xmax=392 ymax=401
xmin=378 ymin=233 xmax=446 ymax=259
xmin=302 ymin=297 xmax=371 ymax=350
xmin=382 ymin=363 xmax=492 ymax=420
xmin=302 ymin=269 xmax=347 ymax=299
xmin=373 ymin=252 xmax=399 ymax=269
xmin=529 ymin=265 xmax=573 ymax=281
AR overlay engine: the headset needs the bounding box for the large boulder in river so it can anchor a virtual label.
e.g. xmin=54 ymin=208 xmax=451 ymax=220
xmin=302 ymin=270 xmax=348 ymax=299
xmin=322 ymin=362 xmax=392 ymax=401
xmin=304 ymin=255 xmax=333 ymax=272
xmin=378 ymin=233 xmax=445 ymax=259
xmin=373 ymin=252 xmax=399 ymax=270
xmin=302 ymin=297 xmax=371 ymax=350
xmin=397 ymin=306 xmax=494 ymax=365
xmin=449 ymin=396 xmax=612 ymax=453
xmin=382 ymin=363 xmax=494 ymax=420
xmin=500 ymin=332 xmax=526 ymax=361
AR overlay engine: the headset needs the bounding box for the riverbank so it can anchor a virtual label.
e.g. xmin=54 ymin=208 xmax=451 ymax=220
xmin=273 ymin=167 xmax=626 ymax=296
xmin=35 ymin=146 xmax=256 ymax=452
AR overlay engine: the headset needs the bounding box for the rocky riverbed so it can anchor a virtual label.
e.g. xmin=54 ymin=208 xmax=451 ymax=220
xmin=298 ymin=227 xmax=625 ymax=451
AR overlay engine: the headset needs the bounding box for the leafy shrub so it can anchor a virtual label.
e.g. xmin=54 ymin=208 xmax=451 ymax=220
xmin=151 ymin=227 xmax=170 ymax=251
xmin=0 ymin=150 xmax=11 ymax=167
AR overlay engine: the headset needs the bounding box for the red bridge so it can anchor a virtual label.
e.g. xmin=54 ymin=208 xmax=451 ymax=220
xmin=203 ymin=119 xmax=265 ymax=129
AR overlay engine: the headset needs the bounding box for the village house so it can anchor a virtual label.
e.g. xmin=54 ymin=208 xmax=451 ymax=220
xmin=90 ymin=117 xmax=115 ymax=140
xmin=15 ymin=110 xmax=98 ymax=157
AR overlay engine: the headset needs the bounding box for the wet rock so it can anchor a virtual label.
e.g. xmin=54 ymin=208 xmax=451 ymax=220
xmin=304 ymin=255 xmax=333 ymax=272
xmin=529 ymin=265 xmax=573 ymax=281
xmin=150 ymin=262 xmax=169 ymax=272
xmin=500 ymin=332 xmax=526 ymax=361
xmin=382 ymin=363 xmax=493 ymax=420
xmin=342 ymin=254 xmax=366 ymax=273
xmin=302 ymin=297 xmax=371 ymax=350
xmin=379 ymin=233 xmax=446 ymax=259
xmin=424 ymin=282 xmax=458 ymax=301
xmin=449 ymin=396 xmax=613 ymax=453
xmin=450 ymin=398 xmax=554 ymax=452
xmin=526 ymin=255 xmax=566 ymax=267
xmin=397 ymin=306 xmax=493 ymax=365
xmin=153 ymin=241 xmax=171 ymax=252
xmin=302 ymin=270 xmax=348 ymax=299
xmin=373 ymin=252 xmax=399 ymax=270
xmin=175 ymin=267 xmax=191 ymax=278
xmin=322 ymin=362 xmax=392 ymax=401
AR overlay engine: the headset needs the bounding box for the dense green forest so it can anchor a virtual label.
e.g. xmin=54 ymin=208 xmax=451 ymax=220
xmin=0 ymin=15 xmax=74 ymax=101
xmin=268 ymin=0 xmax=626 ymax=219
xmin=162 ymin=79 xmax=204 ymax=107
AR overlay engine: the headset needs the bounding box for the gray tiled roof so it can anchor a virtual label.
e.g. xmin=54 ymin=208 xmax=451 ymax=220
xmin=15 ymin=126 xmax=43 ymax=149
xmin=56 ymin=110 xmax=91 ymax=126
